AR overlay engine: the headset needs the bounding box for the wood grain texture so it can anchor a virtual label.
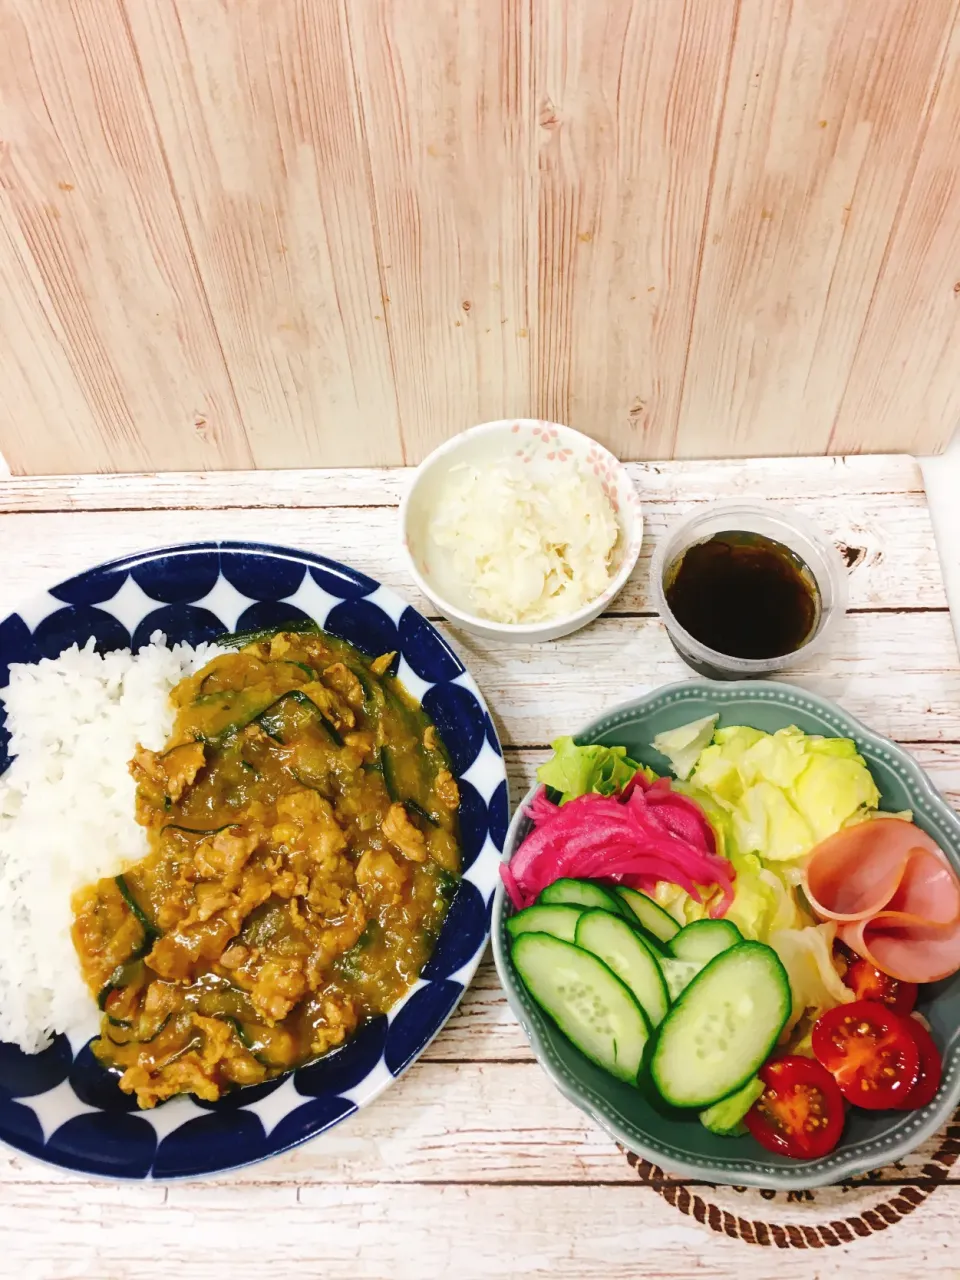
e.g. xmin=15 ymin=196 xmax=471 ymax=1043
xmin=529 ymin=0 xmax=736 ymax=454
xmin=0 ymin=0 xmax=251 ymax=474
xmin=831 ymin=14 xmax=960 ymax=454
xmin=0 ymin=461 xmax=958 ymax=1276
xmin=677 ymin=0 xmax=960 ymax=458
xmin=0 ymin=454 xmax=927 ymax=511
xmin=5 ymin=505 xmax=947 ymax=734
xmin=2 ymin=1051 xmax=959 ymax=1187
xmin=343 ymin=0 xmax=535 ymax=459
xmin=123 ymin=0 xmax=401 ymax=468
xmin=456 ymin=612 xmax=960 ymax=746
xmin=3 ymin=3 xmax=960 ymax=472
xmin=2 ymin=1180 xmax=960 ymax=1278
xmin=0 ymin=488 xmax=945 ymax=615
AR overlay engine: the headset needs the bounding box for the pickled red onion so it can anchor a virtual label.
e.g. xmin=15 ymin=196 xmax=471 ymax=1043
xmin=501 ymin=774 xmax=734 ymax=912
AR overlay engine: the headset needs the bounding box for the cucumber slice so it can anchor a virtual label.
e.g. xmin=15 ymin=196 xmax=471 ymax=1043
xmin=613 ymin=887 xmax=679 ymax=942
xmin=624 ymin=924 xmax=670 ymax=957
xmin=658 ymin=920 xmax=746 ymax=998
xmin=574 ymin=909 xmax=670 ymax=1028
xmin=669 ymin=919 xmax=742 ymax=964
xmin=659 ymin=956 xmax=704 ymax=1002
xmin=511 ymin=933 xmax=650 ymax=1083
xmin=650 ymin=941 xmax=791 ymax=1108
xmin=699 ymin=1075 xmax=765 ymax=1136
xmin=506 ymin=903 xmax=583 ymax=944
xmin=539 ymin=878 xmax=627 ymax=917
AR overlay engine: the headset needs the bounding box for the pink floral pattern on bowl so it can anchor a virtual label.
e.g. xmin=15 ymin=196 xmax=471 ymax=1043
xmin=506 ymin=420 xmax=642 ymax=566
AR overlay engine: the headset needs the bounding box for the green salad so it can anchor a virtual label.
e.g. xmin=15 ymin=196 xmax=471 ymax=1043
xmin=500 ymin=716 xmax=941 ymax=1156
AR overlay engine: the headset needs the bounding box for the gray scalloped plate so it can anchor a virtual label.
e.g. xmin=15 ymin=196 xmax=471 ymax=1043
xmin=491 ymin=680 xmax=960 ymax=1189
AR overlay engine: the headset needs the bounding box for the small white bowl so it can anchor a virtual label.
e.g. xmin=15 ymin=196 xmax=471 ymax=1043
xmin=399 ymin=419 xmax=643 ymax=642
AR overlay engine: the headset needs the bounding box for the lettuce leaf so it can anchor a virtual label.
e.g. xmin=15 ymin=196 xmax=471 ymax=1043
xmin=536 ymin=736 xmax=645 ymax=805
xmin=651 ymin=879 xmax=710 ymax=927
xmin=791 ymin=754 xmax=881 ymax=845
xmin=739 ymin=725 xmax=809 ymax=788
xmin=652 ymin=715 xmax=718 ymax=780
xmin=684 ymin=723 xmax=882 ymax=868
xmin=714 ymin=725 xmax=765 ymax=760
xmin=733 ymin=781 xmax=814 ymax=862
xmin=722 ymin=851 xmax=810 ymax=940
xmin=769 ymin=922 xmax=855 ymax=1034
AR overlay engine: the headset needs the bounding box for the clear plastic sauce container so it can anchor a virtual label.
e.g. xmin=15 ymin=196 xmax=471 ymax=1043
xmin=651 ymin=503 xmax=848 ymax=679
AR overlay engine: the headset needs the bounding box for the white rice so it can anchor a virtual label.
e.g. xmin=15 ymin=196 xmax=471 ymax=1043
xmin=0 ymin=633 xmax=221 ymax=1052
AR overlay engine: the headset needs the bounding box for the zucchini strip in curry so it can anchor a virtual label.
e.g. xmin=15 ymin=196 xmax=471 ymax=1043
xmin=403 ymin=799 xmax=440 ymax=828
xmin=106 ymin=1012 xmax=174 ymax=1047
xmin=380 ymin=745 xmax=398 ymax=801
xmin=161 ymin=822 xmax=241 ymax=837
xmin=255 ymin=689 xmax=345 ymax=747
xmin=97 ymin=956 xmax=147 ymax=1011
xmin=380 ymin=748 xmax=441 ymax=824
xmin=114 ymin=874 xmax=159 ymax=940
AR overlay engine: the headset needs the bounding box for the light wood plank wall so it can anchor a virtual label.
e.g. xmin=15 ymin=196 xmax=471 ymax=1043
xmin=0 ymin=0 xmax=958 ymax=474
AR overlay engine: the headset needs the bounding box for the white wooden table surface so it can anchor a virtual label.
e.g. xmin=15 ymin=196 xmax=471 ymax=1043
xmin=0 ymin=455 xmax=958 ymax=1280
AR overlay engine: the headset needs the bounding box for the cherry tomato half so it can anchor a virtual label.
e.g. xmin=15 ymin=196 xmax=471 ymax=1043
xmin=842 ymin=957 xmax=918 ymax=1017
xmin=812 ymin=1000 xmax=920 ymax=1110
xmin=899 ymin=1018 xmax=943 ymax=1109
xmin=744 ymin=1056 xmax=845 ymax=1160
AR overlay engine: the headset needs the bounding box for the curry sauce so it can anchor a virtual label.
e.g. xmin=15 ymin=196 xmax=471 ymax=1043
xmin=70 ymin=629 xmax=461 ymax=1108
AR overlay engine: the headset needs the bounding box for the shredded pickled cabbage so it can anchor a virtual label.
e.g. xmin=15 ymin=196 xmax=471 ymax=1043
xmin=428 ymin=459 xmax=619 ymax=623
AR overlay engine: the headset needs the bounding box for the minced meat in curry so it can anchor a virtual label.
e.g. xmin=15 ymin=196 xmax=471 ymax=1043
xmin=70 ymin=628 xmax=460 ymax=1108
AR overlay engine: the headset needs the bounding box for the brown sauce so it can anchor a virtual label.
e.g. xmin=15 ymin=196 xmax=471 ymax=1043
xmin=664 ymin=531 xmax=820 ymax=660
xmin=71 ymin=628 xmax=460 ymax=1108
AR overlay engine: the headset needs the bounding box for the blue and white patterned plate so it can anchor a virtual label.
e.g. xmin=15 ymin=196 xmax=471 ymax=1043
xmin=0 ymin=541 xmax=508 ymax=1180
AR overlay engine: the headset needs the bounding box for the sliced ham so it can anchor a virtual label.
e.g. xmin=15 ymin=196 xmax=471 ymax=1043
xmin=804 ymin=816 xmax=960 ymax=983
xmin=804 ymin=819 xmax=944 ymax=921
xmin=838 ymin=917 xmax=960 ymax=985
xmin=885 ymin=848 xmax=960 ymax=923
